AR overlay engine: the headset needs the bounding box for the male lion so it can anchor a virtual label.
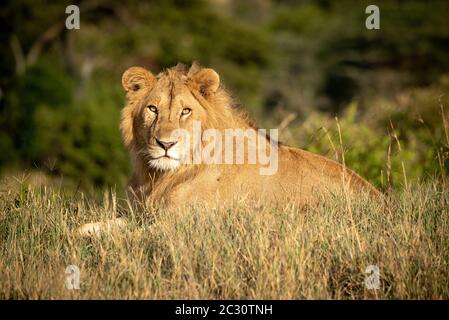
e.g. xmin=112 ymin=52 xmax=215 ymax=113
xmin=78 ymin=63 xmax=380 ymax=235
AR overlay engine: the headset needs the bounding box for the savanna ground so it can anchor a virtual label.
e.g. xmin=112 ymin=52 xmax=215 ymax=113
xmin=1 ymin=175 xmax=448 ymax=299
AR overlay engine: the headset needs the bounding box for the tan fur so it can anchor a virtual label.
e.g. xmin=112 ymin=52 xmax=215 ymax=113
xmin=78 ymin=62 xmax=380 ymax=236
xmin=121 ymin=63 xmax=381 ymax=211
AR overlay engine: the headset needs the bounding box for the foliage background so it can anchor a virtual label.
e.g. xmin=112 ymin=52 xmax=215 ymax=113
xmin=1 ymin=0 xmax=449 ymax=191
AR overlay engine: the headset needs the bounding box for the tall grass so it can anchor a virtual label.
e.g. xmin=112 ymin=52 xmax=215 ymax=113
xmin=1 ymin=177 xmax=448 ymax=299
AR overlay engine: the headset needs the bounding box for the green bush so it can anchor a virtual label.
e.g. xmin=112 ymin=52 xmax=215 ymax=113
xmin=33 ymin=79 xmax=129 ymax=189
xmin=292 ymin=103 xmax=414 ymax=189
xmin=286 ymin=76 xmax=449 ymax=189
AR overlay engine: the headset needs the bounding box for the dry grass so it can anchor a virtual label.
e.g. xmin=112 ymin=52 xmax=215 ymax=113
xmin=0 ymin=177 xmax=448 ymax=299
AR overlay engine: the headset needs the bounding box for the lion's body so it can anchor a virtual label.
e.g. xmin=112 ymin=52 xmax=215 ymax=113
xmin=128 ymin=144 xmax=378 ymax=211
xmin=78 ymin=63 xmax=380 ymax=235
xmin=120 ymin=63 xmax=379 ymax=211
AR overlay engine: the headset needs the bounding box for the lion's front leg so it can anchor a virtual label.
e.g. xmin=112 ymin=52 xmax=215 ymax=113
xmin=77 ymin=217 xmax=127 ymax=236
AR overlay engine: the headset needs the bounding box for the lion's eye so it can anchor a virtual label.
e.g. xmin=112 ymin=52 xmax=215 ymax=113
xmin=147 ymin=105 xmax=158 ymax=113
xmin=181 ymin=108 xmax=191 ymax=116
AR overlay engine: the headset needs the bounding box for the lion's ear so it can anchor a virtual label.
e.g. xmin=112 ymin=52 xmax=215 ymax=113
xmin=190 ymin=68 xmax=220 ymax=96
xmin=122 ymin=66 xmax=155 ymax=96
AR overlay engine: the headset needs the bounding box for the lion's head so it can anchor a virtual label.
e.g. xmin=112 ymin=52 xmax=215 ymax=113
xmin=120 ymin=63 xmax=243 ymax=172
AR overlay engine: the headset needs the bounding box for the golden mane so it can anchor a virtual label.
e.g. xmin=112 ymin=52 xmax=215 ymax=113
xmin=161 ymin=62 xmax=257 ymax=130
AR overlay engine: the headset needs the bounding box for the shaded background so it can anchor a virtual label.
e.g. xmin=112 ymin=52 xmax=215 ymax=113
xmin=1 ymin=0 xmax=448 ymax=191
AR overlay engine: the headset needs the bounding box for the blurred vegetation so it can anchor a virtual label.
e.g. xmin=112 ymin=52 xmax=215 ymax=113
xmin=1 ymin=0 xmax=449 ymax=190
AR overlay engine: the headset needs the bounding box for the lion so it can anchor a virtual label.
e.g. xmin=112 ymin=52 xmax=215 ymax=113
xmin=78 ymin=63 xmax=380 ymax=236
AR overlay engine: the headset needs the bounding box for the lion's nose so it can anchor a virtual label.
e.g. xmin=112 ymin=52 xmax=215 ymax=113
xmin=155 ymin=138 xmax=177 ymax=151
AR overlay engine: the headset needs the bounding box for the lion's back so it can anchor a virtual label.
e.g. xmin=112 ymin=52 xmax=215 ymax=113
xmin=275 ymin=146 xmax=381 ymax=198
